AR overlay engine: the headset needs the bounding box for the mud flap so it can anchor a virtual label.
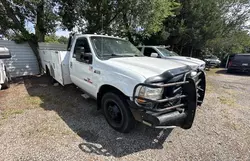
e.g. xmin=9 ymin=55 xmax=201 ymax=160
xmin=181 ymin=78 xmax=197 ymax=129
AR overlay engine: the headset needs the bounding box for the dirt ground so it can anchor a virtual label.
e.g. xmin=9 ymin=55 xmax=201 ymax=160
xmin=0 ymin=69 xmax=249 ymax=161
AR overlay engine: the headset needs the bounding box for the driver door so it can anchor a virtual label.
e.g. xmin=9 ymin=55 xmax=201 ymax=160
xmin=69 ymin=37 xmax=96 ymax=96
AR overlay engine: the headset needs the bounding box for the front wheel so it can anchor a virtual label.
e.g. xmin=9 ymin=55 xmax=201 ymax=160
xmin=101 ymin=92 xmax=135 ymax=133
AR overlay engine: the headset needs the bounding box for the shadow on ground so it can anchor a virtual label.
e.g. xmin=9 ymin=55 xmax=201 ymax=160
xmin=215 ymin=69 xmax=250 ymax=76
xmin=21 ymin=75 xmax=172 ymax=157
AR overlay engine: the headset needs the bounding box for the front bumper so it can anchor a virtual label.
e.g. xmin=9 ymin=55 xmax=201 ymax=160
xmin=129 ymin=70 xmax=206 ymax=129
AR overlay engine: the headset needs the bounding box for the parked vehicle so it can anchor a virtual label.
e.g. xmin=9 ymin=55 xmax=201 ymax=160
xmin=0 ymin=47 xmax=11 ymax=90
xmin=227 ymin=54 xmax=250 ymax=73
xmin=39 ymin=34 xmax=206 ymax=133
xmin=202 ymin=55 xmax=221 ymax=68
xmin=137 ymin=46 xmax=206 ymax=70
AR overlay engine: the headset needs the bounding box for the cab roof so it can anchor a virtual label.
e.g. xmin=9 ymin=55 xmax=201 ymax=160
xmin=74 ymin=34 xmax=126 ymax=40
xmin=236 ymin=53 xmax=250 ymax=56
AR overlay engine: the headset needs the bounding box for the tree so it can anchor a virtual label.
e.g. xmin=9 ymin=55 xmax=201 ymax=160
xmin=0 ymin=0 xmax=60 ymax=71
xmin=45 ymin=35 xmax=68 ymax=44
xmin=58 ymin=36 xmax=68 ymax=44
xmin=143 ymin=0 xmax=250 ymax=57
xmin=58 ymin=0 xmax=179 ymax=43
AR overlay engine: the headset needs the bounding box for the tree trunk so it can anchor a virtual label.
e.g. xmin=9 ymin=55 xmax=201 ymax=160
xmin=35 ymin=0 xmax=45 ymax=42
xmin=28 ymin=39 xmax=42 ymax=73
xmin=190 ymin=46 xmax=193 ymax=57
xmin=122 ymin=13 xmax=134 ymax=44
xmin=180 ymin=46 xmax=183 ymax=56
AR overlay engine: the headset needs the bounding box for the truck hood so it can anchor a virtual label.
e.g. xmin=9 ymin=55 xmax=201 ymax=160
xmin=106 ymin=57 xmax=189 ymax=79
xmin=164 ymin=56 xmax=205 ymax=66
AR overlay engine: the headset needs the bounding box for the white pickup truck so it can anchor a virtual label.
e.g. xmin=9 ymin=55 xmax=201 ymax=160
xmin=0 ymin=47 xmax=11 ymax=90
xmin=137 ymin=46 xmax=206 ymax=70
xmin=39 ymin=34 xmax=206 ymax=133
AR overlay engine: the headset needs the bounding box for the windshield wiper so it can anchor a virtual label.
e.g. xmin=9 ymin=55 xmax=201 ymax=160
xmin=111 ymin=53 xmax=125 ymax=57
xmin=103 ymin=53 xmax=142 ymax=57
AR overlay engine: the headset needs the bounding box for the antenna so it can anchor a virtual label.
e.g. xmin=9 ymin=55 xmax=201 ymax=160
xmin=101 ymin=0 xmax=104 ymax=57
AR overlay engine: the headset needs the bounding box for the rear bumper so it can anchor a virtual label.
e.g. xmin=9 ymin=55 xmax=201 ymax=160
xmin=129 ymin=70 xmax=206 ymax=129
xmin=228 ymin=66 xmax=250 ymax=72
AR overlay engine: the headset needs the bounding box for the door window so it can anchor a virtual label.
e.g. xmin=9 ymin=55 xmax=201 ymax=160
xmin=143 ymin=47 xmax=158 ymax=57
xmin=73 ymin=37 xmax=91 ymax=59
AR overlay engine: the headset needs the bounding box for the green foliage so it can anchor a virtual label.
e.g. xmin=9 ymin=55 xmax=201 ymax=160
xmin=45 ymin=35 xmax=68 ymax=44
xmin=57 ymin=0 xmax=179 ymax=42
xmin=1 ymin=0 xmax=250 ymax=58
xmin=0 ymin=0 xmax=59 ymax=42
xmin=144 ymin=0 xmax=250 ymax=57
xmin=58 ymin=36 xmax=68 ymax=44
xmin=206 ymin=31 xmax=250 ymax=54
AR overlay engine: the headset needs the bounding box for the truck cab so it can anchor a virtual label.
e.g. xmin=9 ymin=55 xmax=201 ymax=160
xmin=40 ymin=34 xmax=206 ymax=133
xmin=0 ymin=47 xmax=11 ymax=90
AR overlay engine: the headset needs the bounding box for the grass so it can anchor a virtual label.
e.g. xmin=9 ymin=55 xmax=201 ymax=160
xmin=206 ymin=81 xmax=213 ymax=93
xmin=24 ymin=96 xmax=43 ymax=106
xmin=1 ymin=108 xmax=25 ymax=119
xmin=205 ymin=68 xmax=226 ymax=76
xmin=218 ymin=96 xmax=236 ymax=106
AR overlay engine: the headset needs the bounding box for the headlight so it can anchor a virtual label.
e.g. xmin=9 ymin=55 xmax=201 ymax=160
xmin=191 ymin=71 xmax=197 ymax=77
xmin=136 ymin=84 xmax=163 ymax=103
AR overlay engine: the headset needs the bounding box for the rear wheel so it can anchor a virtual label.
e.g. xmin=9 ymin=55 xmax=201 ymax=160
xmin=227 ymin=69 xmax=233 ymax=74
xmin=101 ymin=92 xmax=135 ymax=133
xmin=46 ymin=66 xmax=56 ymax=84
xmin=1 ymin=76 xmax=10 ymax=89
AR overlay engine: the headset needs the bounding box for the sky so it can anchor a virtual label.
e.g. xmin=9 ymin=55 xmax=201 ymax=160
xmin=56 ymin=29 xmax=70 ymax=37
xmin=26 ymin=21 xmax=70 ymax=37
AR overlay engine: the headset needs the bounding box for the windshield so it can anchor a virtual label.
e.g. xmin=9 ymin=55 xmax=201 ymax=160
xmin=233 ymin=55 xmax=250 ymax=61
xmin=157 ymin=48 xmax=179 ymax=56
xmin=90 ymin=37 xmax=143 ymax=59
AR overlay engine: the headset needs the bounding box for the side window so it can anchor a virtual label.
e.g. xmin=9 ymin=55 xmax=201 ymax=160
xmin=143 ymin=47 xmax=158 ymax=57
xmin=73 ymin=37 xmax=91 ymax=58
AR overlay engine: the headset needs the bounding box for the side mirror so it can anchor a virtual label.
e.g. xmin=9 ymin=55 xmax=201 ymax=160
xmin=75 ymin=47 xmax=85 ymax=62
xmin=75 ymin=47 xmax=92 ymax=64
xmin=82 ymin=52 xmax=93 ymax=64
xmin=151 ymin=52 xmax=159 ymax=58
xmin=0 ymin=47 xmax=11 ymax=59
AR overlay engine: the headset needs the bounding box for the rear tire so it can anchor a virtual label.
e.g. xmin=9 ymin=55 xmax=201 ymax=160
xmin=101 ymin=92 xmax=135 ymax=133
xmin=227 ymin=69 xmax=233 ymax=74
xmin=45 ymin=66 xmax=56 ymax=85
xmin=1 ymin=77 xmax=10 ymax=89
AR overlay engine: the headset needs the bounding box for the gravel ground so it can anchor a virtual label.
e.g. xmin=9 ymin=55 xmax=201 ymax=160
xmin=0 ymin=69 xmax=250 ymax=161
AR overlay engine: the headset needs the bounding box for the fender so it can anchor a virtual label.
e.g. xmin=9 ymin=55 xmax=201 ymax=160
xmin=96 ymin=71 xmax=142 ymax=98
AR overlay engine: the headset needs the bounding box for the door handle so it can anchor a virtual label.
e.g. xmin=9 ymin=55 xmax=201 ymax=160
xmin=70 ymin=62 xmax=72 ymax=68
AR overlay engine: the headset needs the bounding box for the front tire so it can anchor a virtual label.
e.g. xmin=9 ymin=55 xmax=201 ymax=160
xmin=101 ymin=92 xmax=135 ymax=133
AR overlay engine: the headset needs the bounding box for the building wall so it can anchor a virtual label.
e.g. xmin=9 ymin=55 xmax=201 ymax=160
xmin=0 ymin=40 xmax=40 ymax=77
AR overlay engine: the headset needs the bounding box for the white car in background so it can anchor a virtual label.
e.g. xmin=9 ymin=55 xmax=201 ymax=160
xmin=137 ymin=46 xmax=206 ymax=70
xmin=0 ymin=47 xmax=11 ymax=90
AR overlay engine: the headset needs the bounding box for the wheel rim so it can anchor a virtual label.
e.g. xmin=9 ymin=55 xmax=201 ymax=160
xmin=105 ymin=100 xmax=123 ymax=127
